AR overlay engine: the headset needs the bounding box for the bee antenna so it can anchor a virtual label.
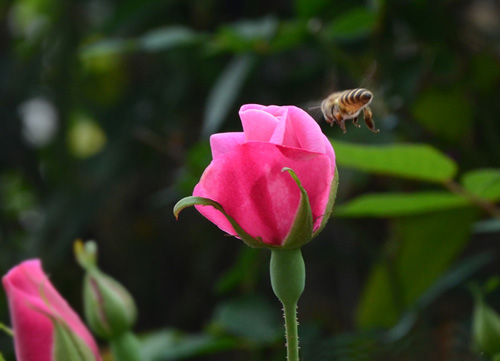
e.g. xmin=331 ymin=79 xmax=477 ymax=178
xmin=308 ymin=105 xmax=321 ymax=110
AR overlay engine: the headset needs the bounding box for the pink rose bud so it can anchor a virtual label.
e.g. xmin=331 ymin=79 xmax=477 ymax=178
xmin=2 ymin=259 xmax=101 ymax=361
xmin=192 ymin=104 xmax=337 ymax=247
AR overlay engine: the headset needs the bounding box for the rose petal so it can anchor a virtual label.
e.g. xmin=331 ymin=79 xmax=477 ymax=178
xmin=322 ymin=134 xmax=336 ymax=170
xmin=283 ymin=106 xmax=328 ymax=154
xmin=193 ymin=142 xmax=333 ymax=245
xmin=210 ymin=132 xmax=245 ymax=159
xmin=239 ymin=108 xmax=279 ymax=142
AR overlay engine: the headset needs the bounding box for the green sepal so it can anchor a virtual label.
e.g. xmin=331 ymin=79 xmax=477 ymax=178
xmin=30 ymin=302 xmax=97 ymax=361
xmin=280 ymin=167 xmax=314 ymax=249
xmin=312 ymin=167 xmax=338 ymax=239
xmin=31 ymin=280 xmax=98 ymax=361
xmin=52 ymin=317 xmax=98 ymax=361
xmin=173 ymin=196 xmax=266 ymax=248
xmin=83 ymin=270 xmax=137 ymax=339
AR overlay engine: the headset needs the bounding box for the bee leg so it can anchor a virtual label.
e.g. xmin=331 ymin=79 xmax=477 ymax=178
xmin=363 ymin=106 xmax=379 ymax=133
xmin=352 ymin=116 xmax=361 ymax=128
xmin=332 ymin=108 xmax=347 ymax=133
xmin=339 ymin=119 xmax=347 ymax=133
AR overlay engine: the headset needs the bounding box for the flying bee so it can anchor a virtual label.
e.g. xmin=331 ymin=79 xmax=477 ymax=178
xmin=321 ymin=88 xmax=379 ymax=133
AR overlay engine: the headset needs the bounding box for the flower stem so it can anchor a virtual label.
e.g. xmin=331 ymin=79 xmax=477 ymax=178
xmin=270 ymin=248 xmax=305 ymax=361
xmin=282 ymin=303 xmax=300 ymax=361
xmin=110 ymin=332 xmax=143 ymax=361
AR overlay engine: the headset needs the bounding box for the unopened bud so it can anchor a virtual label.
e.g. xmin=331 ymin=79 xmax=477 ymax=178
xmin=75 ymin=240 xmax=137 ymax=339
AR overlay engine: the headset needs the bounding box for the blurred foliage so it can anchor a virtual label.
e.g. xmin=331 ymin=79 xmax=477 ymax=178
xmin=1 ymin=0 xmax=500 ymax=360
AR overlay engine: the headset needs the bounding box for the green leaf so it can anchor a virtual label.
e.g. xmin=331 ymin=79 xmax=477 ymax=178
xmin=269 ymin=20 xmax=309 ymax=52
xmin=335 ymin=192 xmax=469 ymax=217
xmin=461 ymin=169 xmax=500 ymax=201
xmin=140 ymin=329 xmax=238 ymax=361
xmin=201 ymin=54 xmax=254 ymax=138
xmin=474 ymin=218 xmax=500 ymax=234
xmin=215 ymin=247 xmax=260 ymax=294
xmin=385 ymin=253 xmax=491 ymax=342
xmin=214 ymin=17 xmax=278 ymax=52
xmin=331 ymin=140 xmax=457 ymax=183
xmin=412 ymin=88 xmax=473 ymax=142
xmin=327 ymin=8 xmax=377 ymax=40
xmin=80 ymin=39 xmax=135 ymax=59
xmin=173 ymin=196 xmax=265 ymax=248
xmin=294 ymin=0 xmax=330 ymax=18
xmin=356 ymin=207 xmax=478 ymax=329
xmin=281 ymin=167 xmax=314 ymax=249
xmin=211 ymin=295 xmax=282 ymax=344
xmin=138 ymin=26 xmax=202 ymax=52
xmin=473 ymin=298 xmax=500 ymax=357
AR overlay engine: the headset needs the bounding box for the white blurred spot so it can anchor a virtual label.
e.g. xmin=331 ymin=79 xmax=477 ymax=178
xmin=19 ymin=98 xmax=58 ymax=147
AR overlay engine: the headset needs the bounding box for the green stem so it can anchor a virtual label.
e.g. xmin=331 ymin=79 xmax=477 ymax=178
xmin=110 ymin=332 xmax=143 ymax=361
xmin=282 ymin=303 xmax=300 ymax=361
xmin=270 ymin=248 xmax=305 ymax=361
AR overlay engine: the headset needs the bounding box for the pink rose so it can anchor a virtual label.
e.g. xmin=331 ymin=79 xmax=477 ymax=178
xmin=193 ymin=104 xmax=336 ymax=246
xmin=2 ymin=259 xmax=101 ymax=361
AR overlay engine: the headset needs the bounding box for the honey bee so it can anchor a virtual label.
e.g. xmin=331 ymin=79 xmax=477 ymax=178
xmin=321 ymin=88 xmax=379 ymax=133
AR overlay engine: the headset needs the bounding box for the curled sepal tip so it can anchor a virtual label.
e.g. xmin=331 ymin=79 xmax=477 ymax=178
xmin=74 ymin=239 xmax=98 ymax=271
xmin=174 ymin=196 xmax=266 ymax=248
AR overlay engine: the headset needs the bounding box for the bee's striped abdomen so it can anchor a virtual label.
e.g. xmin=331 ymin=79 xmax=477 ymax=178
xmin=341 ymin=88 xmax=372 ymax=106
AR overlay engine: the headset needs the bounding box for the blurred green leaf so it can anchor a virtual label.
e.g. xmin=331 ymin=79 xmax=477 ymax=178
xmin=269 ymin=20 xmax=309 ymax=52
xmin=484 ymin=277 xmax=500 ymax=294
xmin=211 ymin=295 xmax=282 ymax=344
xmin=417 ymin=252 xmax=492 ymax=309
xmin=470 ymin=53 xmax=500 ymax=92
xmin=474 ymin=218 xmax=500 ymax=234
xmin=412 ymin=89 xmax=473 ymax=142
xmin=331 ymin=140 xmax=457 ymax=183
xmin=138 ymin=26 xmax=203 ymax=52
xmin=461 ymin=169 xmax=500 ymax=201
xmin=294 ymin=0 xmax=330 ymax=18
xmin=214 ymin=16 xmax=278 ymax=53
xmin=0 ymin=172 xmax=38 ymax=218
xmin=327 ymin=8 xmax=377 ymax=40
xmin=140 ymin=329 xmax=238 ymax=361
xmin=80 ymin=39 xmax=135 ymax=58
xmin=357 ymin=207 xmax=478 ymax=329
xmin=335 ymin=192 xmax=468 ymax=217
xmin=215 ymin=248 xmax=260 ymax=294
xmin=385 ymin=252 xmax=492 ymax=341
xmin=202 ymin=54 xmax=254 ymax=138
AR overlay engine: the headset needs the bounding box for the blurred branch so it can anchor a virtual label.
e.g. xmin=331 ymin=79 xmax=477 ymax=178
xmin=444 ymin=180 xmax=500 ymax=220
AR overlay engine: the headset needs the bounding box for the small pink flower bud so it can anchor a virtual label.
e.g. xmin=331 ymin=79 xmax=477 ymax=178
xmin=2 ymin=259 xmax=101 ymax=361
